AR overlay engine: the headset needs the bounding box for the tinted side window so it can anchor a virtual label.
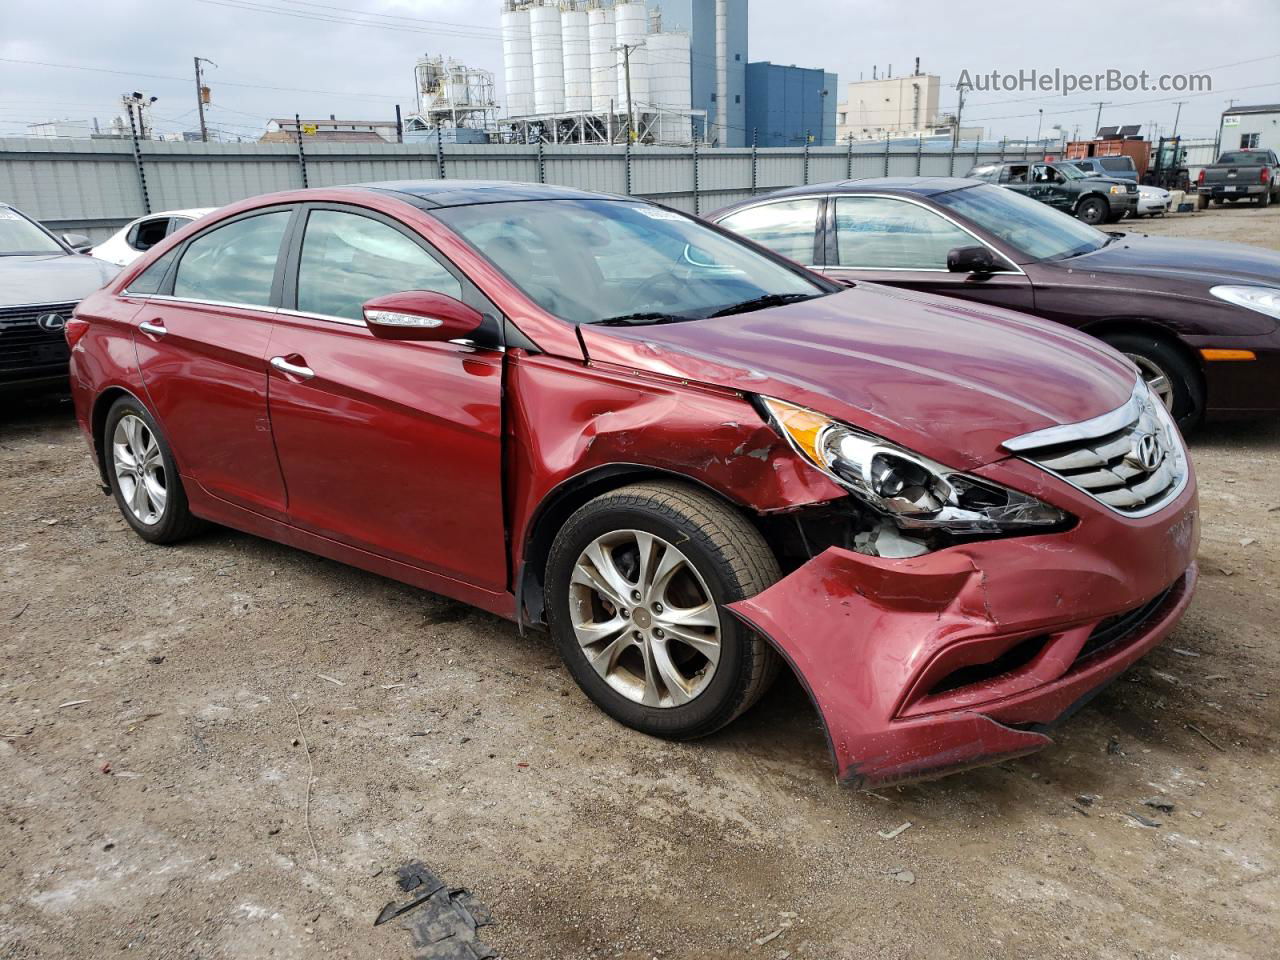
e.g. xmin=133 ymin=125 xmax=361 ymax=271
xmin=173 ymin=212 xmax=291 ymax=307
xmin=834 ymin=196 xmax=976 ymax=270
xmin=968 ymin=165 xmax=997 ymax=182
xmin=125 ymin=247 xmax=180 ymax=296
xmin=717 ymin=198 xmax=820 ymax=264
xmin=1099 ymin=157 xmax=1134 ymax=172
xmin=296 ymin=210 xmax=461 ymax=321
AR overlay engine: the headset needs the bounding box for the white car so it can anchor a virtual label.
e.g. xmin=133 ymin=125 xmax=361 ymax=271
xmin=1134 ymin=185 xmax=1171 ymax=218
xmin=90 ymin=208 xmax=214 ymax=266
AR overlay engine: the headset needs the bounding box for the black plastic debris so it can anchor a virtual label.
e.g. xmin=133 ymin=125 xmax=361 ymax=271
xmin=374 ymin=861 xmax=497 ymax=959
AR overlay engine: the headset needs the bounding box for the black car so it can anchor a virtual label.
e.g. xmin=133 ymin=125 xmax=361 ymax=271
xmin=0 ymin=203 xmax=118 ymax=391
xmin=966 ymin=160 xmax=1139 ymax=224
xmin=709 ymin=178 xmax=1280 ymax=427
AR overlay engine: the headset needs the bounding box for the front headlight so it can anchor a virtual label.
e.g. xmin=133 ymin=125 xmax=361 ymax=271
xmin=760 ymin=397 xmax=1068 ymax=533
xmin=1109 ymin=185 xmax=1126 ymax=195
xmin=1210 ymin=285 xmax=1280 ymax=321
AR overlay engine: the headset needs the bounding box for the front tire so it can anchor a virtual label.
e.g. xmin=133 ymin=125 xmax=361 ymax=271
xmin=1102 ymin=333 xmax=1204 ymax=429
xmin=546 ymin=481 xmax=781 ymax=741
xmin=104 ymin=396 xmax=204 ymax=544
xmin=1077 ymin=196 xmax=1109 ymax=225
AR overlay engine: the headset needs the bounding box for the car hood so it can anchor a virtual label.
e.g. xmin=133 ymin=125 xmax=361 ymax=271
xmin=1071 ymin=234 xmax=1280 ymax=286
xmin=578 ymin=283 xmax=1136 ymax=470
xmin=0 ymin=254 xmax=120 ymax=307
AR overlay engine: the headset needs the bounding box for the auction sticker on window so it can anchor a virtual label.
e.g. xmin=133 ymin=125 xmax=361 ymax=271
xmin=633 ymin=207 xmax=685 ymax=221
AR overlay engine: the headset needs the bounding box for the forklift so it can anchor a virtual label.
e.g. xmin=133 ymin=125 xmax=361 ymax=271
xmin=1144 ymin=136 xmax=1191 ymax=191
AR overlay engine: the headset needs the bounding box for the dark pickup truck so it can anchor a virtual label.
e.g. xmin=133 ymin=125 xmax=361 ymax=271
xmin=967 ymin=159 xmax=1139 ymax=225
xmin=1198 ymin=149 xmax=1280 ymax=207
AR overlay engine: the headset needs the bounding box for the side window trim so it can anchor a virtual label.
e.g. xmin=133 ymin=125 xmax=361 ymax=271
xmin=279 ymin=201 xmax=506 ymax=347
xmin=830 ymin=194 xmax=1025 ymax=275
xmin=149 ymin=204 xmax=301 ymax=308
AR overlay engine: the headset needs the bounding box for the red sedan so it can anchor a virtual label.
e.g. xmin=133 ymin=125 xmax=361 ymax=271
xmin=66 ymin=181 xmax=1198 ymax=787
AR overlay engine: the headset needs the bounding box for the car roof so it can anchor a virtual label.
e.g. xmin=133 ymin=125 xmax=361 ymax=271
xmin=354 ymin=179 xmax=623 ymax=208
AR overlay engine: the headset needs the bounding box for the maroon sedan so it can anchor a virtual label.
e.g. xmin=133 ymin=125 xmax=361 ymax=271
xmin=66 ymin=182 xmax=1198 ymax=787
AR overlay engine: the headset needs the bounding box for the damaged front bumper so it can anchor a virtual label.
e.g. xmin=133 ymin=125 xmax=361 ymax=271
xmin=728 ymin=467 xmax=1199 ymax=788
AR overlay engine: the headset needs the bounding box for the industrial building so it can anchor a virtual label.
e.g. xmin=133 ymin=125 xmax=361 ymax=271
xmin=498 ymin=0 xmax=747 ymax=146
xmin=402 ymin=55 xmax=499 ymax=143
xmin=836 ymin=65 xmax=942 ymax=141
xmin=745 ymin=62 xmax=837 ymax=146
xmin=260 ymin=117 xmax=399 ymax=143
xmin=1219 ymin=103 xmax=1280 ymax=153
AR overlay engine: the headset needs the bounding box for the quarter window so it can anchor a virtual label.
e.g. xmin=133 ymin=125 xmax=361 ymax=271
xmin=295 ymin=210 xmax=461 ymax=321
xmin=125 ymin=247 xmax=180 ymax=296
xmin=717 ymin=198 xmax=820 ymax=264
xmin=172 ymin=211 xmax=291 ymax=307
xmin=834 ymin=196 xmax=977 ymax=270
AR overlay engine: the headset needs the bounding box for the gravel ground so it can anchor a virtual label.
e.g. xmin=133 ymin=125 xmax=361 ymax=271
xmin=2 ymin=205 xmax=1278 ymax=960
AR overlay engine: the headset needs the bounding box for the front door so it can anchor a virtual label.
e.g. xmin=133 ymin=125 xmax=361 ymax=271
xmin=1029 ymin=164 xmax=1072 ymax=210
xmin=133 ymin=208 xmax=293 ymax=519
xmin=264 ymin=205 xmax=507 ymax=592
xmin=821 ymin=195 xmax=1036 ymax=313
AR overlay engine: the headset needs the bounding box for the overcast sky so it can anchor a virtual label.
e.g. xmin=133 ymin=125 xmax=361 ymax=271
xmin=3 ymin=0 xmax=1277 ymax=143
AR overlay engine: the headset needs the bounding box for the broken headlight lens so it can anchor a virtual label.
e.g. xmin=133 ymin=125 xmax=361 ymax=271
xmin=760 ymin=396 xmax=1068 ymax=532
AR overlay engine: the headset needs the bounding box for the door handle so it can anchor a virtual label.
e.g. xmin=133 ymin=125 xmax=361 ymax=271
xmin=138 ymin=320 xmax=167 ymax=337
xmin=270 ymin=356 xmax=315 ymax=380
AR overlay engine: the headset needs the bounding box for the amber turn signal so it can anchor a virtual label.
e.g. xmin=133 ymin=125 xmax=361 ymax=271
xmin=1199 ymin=348 xmax=1256 ymax=362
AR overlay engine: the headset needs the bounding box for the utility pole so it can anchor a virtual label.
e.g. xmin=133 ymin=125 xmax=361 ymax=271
xmin=1171 ymin=101 xmax=1187 ymax=138
xmin=613 ymin=41 xmax=644 ymax=143
xmin=953 ymin=77 xmax=971 ymax=149
xmin=1093 ymin=101 xmax=1110 ymax=137
xmin=194 ymin=57 xmax=216 ymax=142
xmin=1035 ymin=108 xmax=1043 ymax=146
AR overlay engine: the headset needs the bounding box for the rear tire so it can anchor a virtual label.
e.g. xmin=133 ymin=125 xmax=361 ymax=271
xmin=545 ymin=481 xmax=781 ymax=741
xmin=1260 ymin=190 xmax=1272 ymax=208
xmin=1077 ymin=196 xmax=1109 ymax=225
xmin=103 ymin=396 xmax=205 ymax=544
xmin=1102 ymin=333 xmax=1204 ymax=430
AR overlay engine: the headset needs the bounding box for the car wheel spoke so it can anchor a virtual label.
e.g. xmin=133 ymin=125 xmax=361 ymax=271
xmin=573 ymin=614 xmax=629 ymax=650
xmin=649 ymin=639 xmax=693 ymax=705
xmin=658 ymin=621 xmax=721 ymax=666
xmin=587 ymin=631 xmax=632 ymax=681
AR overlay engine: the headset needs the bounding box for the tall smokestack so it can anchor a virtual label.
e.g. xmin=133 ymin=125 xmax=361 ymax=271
xmin=715 ymin=0 xmax=728 ymax=146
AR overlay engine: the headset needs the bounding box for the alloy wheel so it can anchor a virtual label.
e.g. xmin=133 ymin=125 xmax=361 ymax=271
xmin=568 ymin=529 xmax=721 ymax=708
xmin=1124 ymin=352 xmax=1175 ymax=411
xmin=112 ymin=414 xmax=167 ymax=525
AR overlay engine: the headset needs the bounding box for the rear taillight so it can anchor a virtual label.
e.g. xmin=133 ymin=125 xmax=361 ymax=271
xmin=64 ymin=317 xmax=91 ymax=348
xmin=1197 ymin=168 xmax=1206 ymax=185
xmin=1262 ymin=167 xmax=1271 ymax=184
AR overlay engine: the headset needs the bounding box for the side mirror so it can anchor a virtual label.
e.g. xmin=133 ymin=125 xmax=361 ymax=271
xmin=62 ymin=233 xmax=93 ymax=254
xmin=947 ymin=245 xmax=997 ymax=274
xmin=361 ymin=290 xmax=484 ymax=342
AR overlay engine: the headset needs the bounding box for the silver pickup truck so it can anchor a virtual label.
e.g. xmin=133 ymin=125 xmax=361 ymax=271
xmin=1198 ymin=149 xmax=1280 ymax=207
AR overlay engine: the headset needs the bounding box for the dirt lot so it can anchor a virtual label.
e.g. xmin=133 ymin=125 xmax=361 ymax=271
xmin=2 ymin=205 xmax=1278 ymax=960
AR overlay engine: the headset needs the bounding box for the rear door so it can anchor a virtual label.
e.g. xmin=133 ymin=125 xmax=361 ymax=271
xmin=713 ymin=197 xmax=824 ymax=267
xmin=264 ymin=204 xmax=507 ymax=591
xmin=133 ymin=207 xmax=294 ymax=519
xmin=821 ymin=194 xmax=1035 ymax=313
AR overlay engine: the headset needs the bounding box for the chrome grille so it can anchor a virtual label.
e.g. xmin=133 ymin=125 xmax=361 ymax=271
xmin=1003 ymin=381 xmax=1188 ymax=517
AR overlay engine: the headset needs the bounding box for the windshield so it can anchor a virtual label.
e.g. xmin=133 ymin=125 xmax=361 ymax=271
xmin=0 ymin=207 xmax=66 ymax=256
xmin=1056 ymin=163 xmax=1088 ymax=179
xmin=433 ymin=198 xmax=827 ymax=325
xmin=934 ymin=184 xmax=1107 ymax=261
xmin=1217 ymin=151 xmax=1265 ymax=165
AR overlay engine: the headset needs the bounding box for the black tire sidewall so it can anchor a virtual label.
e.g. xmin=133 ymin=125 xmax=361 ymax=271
xmin=546 ymin=500 xmax=759 ymax=739
xmin=1103 ymin=333 xmax=1204 ymax=428
xmin=1078 ymin=197 xmax=1108 ymax=224
xmin=103 ymin=396 xmax=190 ymax=543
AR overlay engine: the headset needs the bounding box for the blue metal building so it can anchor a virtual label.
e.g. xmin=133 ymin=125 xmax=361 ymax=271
xmin=744 ymin=62 xmax=838 ymax=147
xmin=653 ymin=0 xmax=748 ymax=146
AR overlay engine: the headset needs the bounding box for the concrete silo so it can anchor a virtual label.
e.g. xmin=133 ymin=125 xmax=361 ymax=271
xmin=529 ymin=1 xmax=565 ymax=116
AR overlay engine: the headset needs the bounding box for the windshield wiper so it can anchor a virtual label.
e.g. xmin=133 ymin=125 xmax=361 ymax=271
xmin=593 ymin=311 xmax=696 ymax=326
xmin=707 ymin=292 xmax=817 ymax=319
